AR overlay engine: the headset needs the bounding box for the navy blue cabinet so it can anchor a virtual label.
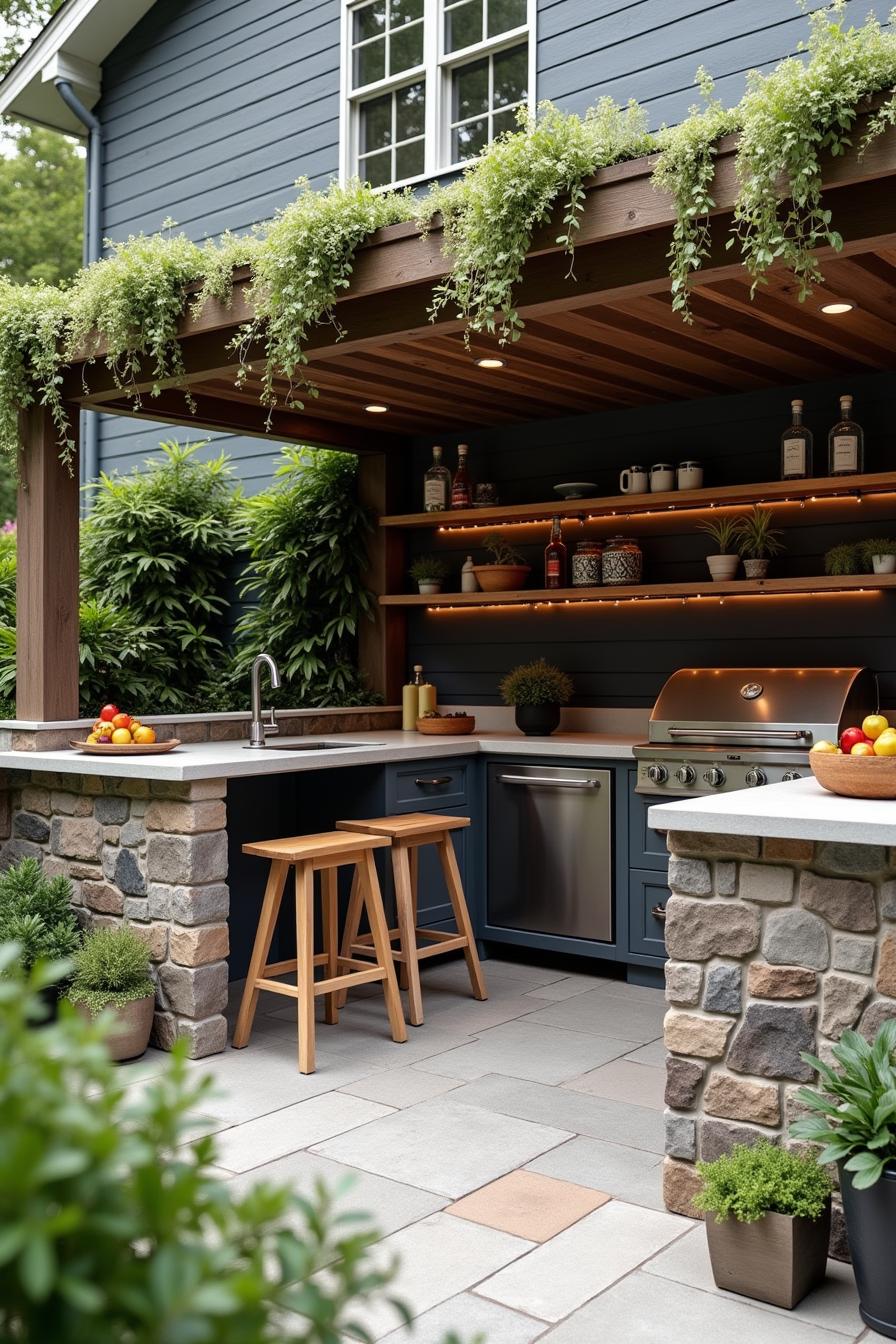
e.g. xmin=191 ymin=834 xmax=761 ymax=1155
xmin=384 ymin=757 xmax=475 ymax=929
xmin=627 ymin=772 xmax=669 ymax=963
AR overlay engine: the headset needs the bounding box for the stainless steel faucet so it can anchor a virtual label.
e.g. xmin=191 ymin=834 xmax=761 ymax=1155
xmin=247 ymin=653 xmax=282 ymax=748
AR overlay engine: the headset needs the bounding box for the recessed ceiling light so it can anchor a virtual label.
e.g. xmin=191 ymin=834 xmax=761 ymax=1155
xmin=477 ymin=357 xmax=505 ymax=369
xmin=364 ymin=403 xmax=389 ymax=413
xmin=820 ymin=301 xmax=854 ymax=315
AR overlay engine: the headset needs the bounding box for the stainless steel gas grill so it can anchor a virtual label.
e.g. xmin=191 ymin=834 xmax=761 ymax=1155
xmin=634 ymin=666 xmax=875 ymax=797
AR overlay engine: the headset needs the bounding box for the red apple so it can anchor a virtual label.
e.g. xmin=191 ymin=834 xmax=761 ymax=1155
xmin=99 ymin=703 xmax=119 ymax=722
xmin=111 ymin=713 xmax=131 ymax=730
xmin=840 ymin=726 xmax=869 ymax=754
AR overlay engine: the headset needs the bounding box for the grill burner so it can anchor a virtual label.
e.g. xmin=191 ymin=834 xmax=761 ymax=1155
xmin=634 ymin=667 xmax=875 ymax=796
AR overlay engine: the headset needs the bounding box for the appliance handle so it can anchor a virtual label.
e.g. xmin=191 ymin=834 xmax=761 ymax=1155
xmin=498 ymin=774 xmax=600 ymax=789
xmin=666 ymin=728 xmax=811 ymax=741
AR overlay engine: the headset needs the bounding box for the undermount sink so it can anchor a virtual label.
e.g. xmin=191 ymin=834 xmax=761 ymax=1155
xmin=263 ymin=740 xmax=383 ymax=752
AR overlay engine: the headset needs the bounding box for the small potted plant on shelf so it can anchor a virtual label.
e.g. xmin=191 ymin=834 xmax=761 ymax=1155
xmin=409 ymin=554 xmax=449 ymax=594
xmin=694 ymin=1139 xmax=832 ymax=1310
xmin=698 ymin=515 xmax=741 ymax=581
xmin=824 ymin=542 xmax=861 ymax=576
xmin=0 ymin=857 xmax=81 ymax=995
xmin=472 ymin=531 xmax=531 ymax=593
xmin=791 ymin=1021 xmax=896 ymax=1337
xmin=859 ymin=538 xmax=896 ymax=575
xmin=735 ymin=506 xmax=785 ymax=579
xmin=499 ymin=658 xmax=573 ymax=736
xmin=67 ymin=924 xmax=156 ymax=1062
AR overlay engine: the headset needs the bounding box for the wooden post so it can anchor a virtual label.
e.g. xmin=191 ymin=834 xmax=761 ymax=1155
xmin=358 ymin=452 xmax=405 ymax=704
xmin=16 ymin=405 xmax=80 ymax=721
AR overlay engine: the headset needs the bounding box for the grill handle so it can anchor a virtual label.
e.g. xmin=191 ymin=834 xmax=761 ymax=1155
xmin=498 ymin=774 xmax=600 ymax=790
xmin=666 ymin=727 xmax=811 ymax=741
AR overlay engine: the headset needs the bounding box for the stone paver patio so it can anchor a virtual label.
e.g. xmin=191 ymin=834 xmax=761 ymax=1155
xmin=124 ymin=956 xmax=872 ymax=1341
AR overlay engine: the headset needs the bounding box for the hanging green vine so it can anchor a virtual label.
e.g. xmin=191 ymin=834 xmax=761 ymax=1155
xmin=0 ymin=278 xmax=70 ymax=465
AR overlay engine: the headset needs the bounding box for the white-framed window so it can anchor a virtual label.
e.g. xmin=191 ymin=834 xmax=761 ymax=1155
xmin=340 ymin=0 xmax=535 ymax=190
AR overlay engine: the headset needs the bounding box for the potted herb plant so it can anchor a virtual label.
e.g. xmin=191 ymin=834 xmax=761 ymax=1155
xmin=859 ymin=538 xmax=896 ymax=575
xmin=791 ymin=1021 xmax=896 ymax=1338
xmin=472 ymin=531 xmax=531 ymax=593
xmin=735 ymin=506 xmax=785 ymax=579
xmin=500 ymin=658 xmax=573 ymax=736
xmin=0 ymin=858 xmax=81 ymax=992
xmin=409 ymin=554 xmax=449 ymax=594
xmin=824 ymin=543 xmax=861 ymax=576
xmin=67 ymin=925 xmax=156 ymax=1062
xmin=698 ymin=516 xmax=741 ymax=581
xmin=695 ymin=1140 xmax=832 ymax=1310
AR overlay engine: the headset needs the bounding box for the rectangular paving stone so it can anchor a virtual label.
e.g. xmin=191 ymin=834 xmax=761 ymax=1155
xmin=379 ymin=1292 xmax=545 ymax=1344
xmin=213 ymin=1092 xmax=393 ymax=1172
xmin=447 ymin=1169 xmax=609 ymax=1242
xmin=412 ymin=1018 xmax=632 ymax=1085
xmin=526 ymin=1135 xmax=665 ymax=1211
xmin=563 ymin=1058 xmax=665 ymax=1111
xmin=524 ymin=989 xmax=666 ymax=1043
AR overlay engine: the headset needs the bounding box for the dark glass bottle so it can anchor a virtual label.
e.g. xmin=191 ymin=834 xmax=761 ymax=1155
xmin=544 ymin=515 xmax=567 ymax=588
xmin=450 ymin=443 xmax=472 ymax=509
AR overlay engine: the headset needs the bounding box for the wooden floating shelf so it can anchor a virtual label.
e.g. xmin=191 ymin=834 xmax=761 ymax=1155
xmin=379 ymin=574 xmax=896 ymax=608
xmin=379 ymin=472 xmax=896 ymax=530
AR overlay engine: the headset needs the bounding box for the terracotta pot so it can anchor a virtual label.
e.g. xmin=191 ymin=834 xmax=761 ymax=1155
xmin=705 ymin=1202 xmax=830 ymax=1309
xmin=515 ymin=703 xmax=561 ymax=736
xmin=743 ymin=558 xmax=770 ymax=579
xmin=75 ymin=993 xmax=155 ymax=1062
xmin=706 ymin=554 xmax=740 ymax=581
xmin=471 ymin=564 xmax=531 ymax=593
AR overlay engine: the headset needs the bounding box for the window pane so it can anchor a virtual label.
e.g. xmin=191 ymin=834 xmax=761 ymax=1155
xmin=395 ymin=81 xmax=426 ymax=141
xmin=453 ymin=115 xmax=488 ymax=161
xmin=395 ymin=138 xmax=425 ymax=181
xmin=491 ymin=105 xmax=520 ymax=139
xmin=453 ymin=57 xmax=488 ymax=121
xmin=360 ymin=93 xmax=392 ymax=153
xmin=360 ymin=148 xmax=392 ymax=187
xmin=493 ymin=44 xmax=527 ymax=107
xmin=445 ymin=0 xmax=482 ymax=52
xmin=354 ymin=36 xmax=386 ymax=86
xmin=354 ymin=0 xmax=386 ymax=43
xmin=389 ymin=19 xmax=423 ymax=74
xmin=487 ymin=0 xmax=526 ymax=37
xmin=389 ymin=0 xmax=423 ymax=24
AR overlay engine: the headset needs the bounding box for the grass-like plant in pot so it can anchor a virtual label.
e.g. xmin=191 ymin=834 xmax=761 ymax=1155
xmin=409 ymin=554 xmax=449 ymax=595
xmin=790 ymin=1021 xmax=896 ymax=1337
xmin=824 ymin=542 xmax=861 ymax=577
xmin=859 ymin=537 xmax=896 ymax=576
xmin=735 ymin=506 xmax=785 ymax=579
xmin=67 ymin=925 xmax=156 ymax=1062
xmin=472 ymin=531 xmax=531 ymax=593
xmin=500 ymin=658 xmax=573 ymax=736
xmin=695 ymin=1140 xmax=832 ymax=1310
xmin=697 ymin=515 xmax=741 ymax=581
xmin=0 ymin=858 xmax=80 ymax=989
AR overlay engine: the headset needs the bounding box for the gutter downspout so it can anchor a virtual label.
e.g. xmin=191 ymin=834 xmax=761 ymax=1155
xmin=54 ymin=78 xmax=101 ymax=503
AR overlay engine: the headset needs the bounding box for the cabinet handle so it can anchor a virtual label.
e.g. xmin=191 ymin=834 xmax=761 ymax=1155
xmin=498 ymin=774 xmax=600 ymax=789
xmin=415 ymin=776 xmax=453 ymax=787
xmin=651 ymin=903 xmax=667 ymax=922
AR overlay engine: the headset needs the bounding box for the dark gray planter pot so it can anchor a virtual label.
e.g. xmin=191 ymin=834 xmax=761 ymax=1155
xmin=840 ymin=1162 xmax=896 ymax=1338
xmin=705 ymin=1202 xmax=830 ymax=1309
xmin=514 ymin=703 xmax=561 ymax=736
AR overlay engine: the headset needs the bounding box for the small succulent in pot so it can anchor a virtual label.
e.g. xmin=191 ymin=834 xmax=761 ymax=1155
xmin=499 ymin=658 xmax=573 ymax=736
xmin=67 ymin=925 xmax=156 ymax=1062
xmin=735 ymin=507 xmax=785 ymax=579
xmin=697 ymin=515 xmax=741 ymax=581
xmin=472 ymin=531 xmax=532 ymax=592
xmin=409 ymin=554 xmax=449 ymax=594
xmin=859 ymin=537 xmax=896 ymax=575
xmin=824 ymin=542 xmax=861 ymax=576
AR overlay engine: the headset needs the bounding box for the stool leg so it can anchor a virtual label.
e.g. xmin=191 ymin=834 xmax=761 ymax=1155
xmin=233 ymin=858 xmax=288 ymax=1048
xmin=398 ymin=846 xmax=419 ymax=993
xmin=295 ymin=860 xmax=316 ymax=1073
xmin=336 ymin=866 xmax=363 ymax=1009
xmin=393 ymin=841 xmax=424 ymax=1027
xmin=437 ymin=835 xmax=488 ymax=1002
xmin=321 ymin=866 xmax=339 ymax=1026
xmin=360 ymin=848 xmax=407 ymax=1045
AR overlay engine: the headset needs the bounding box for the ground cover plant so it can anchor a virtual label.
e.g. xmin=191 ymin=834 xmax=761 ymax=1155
xmin=67 ymin=925 xmax=154 ymax=1015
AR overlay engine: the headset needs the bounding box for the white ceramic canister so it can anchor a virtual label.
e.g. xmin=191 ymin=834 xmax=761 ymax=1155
xmin=677 ymin=460 xmax=704 ymax=490
xmin=650 ymin=463 xmax=675 ymax=492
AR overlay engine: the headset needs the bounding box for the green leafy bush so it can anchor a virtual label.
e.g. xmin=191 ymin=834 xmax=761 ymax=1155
xmin=0 ymin=859 xmax=80 ymax=975
xmin=695 ymin=1140 xmax=832 ymax=1223
xmin=859 ymin=537 xmax=896 ymax=563
xmin=791 ymin=1021 xmax=896 ymax=1189
xmin=409 ymin=555 xmax=449 ymax=584
xmin=499 ymin=658 xmax=573 ymax=707
xmin=67 ymin=925 xmax=154 ymax=1014
xmin=824 ymin=542 xmax=861 ymax=576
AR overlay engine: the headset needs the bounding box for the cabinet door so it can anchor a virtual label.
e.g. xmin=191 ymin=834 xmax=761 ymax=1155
xmin=629 ymin=868 xmax=670 ymax=960
xmin=385 ymin=761 xmax=472 ymax=929
xmin=628 ymin=781 xmax=670 ymax=873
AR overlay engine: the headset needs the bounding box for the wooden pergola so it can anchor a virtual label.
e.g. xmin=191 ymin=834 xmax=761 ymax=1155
xmin=17 ymin=114 xmax=896 ymax=721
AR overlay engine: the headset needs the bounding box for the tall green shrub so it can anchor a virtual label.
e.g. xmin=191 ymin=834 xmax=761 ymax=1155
xmin=0 ymin=859 xmax=80 ymax=974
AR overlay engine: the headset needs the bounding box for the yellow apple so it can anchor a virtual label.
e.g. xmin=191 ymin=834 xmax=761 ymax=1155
xmin=862 ymin=714 xmax=890 ymax=741
xmin=851 ymin=742 xmax=875 ymax=756
xmin=873 ymin=731 xmax=896 ymax=757
xmin=810 ymin=740 xmax=838 ymax=754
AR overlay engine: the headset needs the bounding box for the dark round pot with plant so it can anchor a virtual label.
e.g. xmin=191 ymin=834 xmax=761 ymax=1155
xmin=67 ymin=925 xmax=156 ymax=1062
xmin=499 ymin=658 xmax=573 ymax=736
xmin=791 ymin=1020 xmax=896 ymax=1337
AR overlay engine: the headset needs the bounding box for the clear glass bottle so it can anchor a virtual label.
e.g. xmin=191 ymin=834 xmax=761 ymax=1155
xmin=544 ymin=515 xmax=567 ymax=589
xmin=828 ymin=394 xmax=864 ymax=476
xmin=451 ymin=443 xmax=472 ymax=509
xmin=423 ymin=445 xmax=450 ymax=512
xmin=780 ymin=399 xmax=813 ymax=480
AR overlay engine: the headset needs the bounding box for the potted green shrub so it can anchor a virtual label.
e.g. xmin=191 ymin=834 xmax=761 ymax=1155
xmin=735 ymin=506 xmax=785 ymax=579
xmin=698 ymin=516 xmax=741 ymax=581
xmin=791 ymin=1021 xmax=896 ymax=1337
xmin=824 ymin=542 xmax=861 ymax=576
xmin=695 ymin=1140 xmax=832 ymax=1310
xmin=472 ymin=532 xmax=531 ymax=593
xmin=67 ymin=925 xmax=155 ymax=1062
xmin=0 ymin=858 xmax=81 ymax=990
xmin=859 ymin=538 xmax=896 ymax=575
xmin=500 ymin=658 xmax=573 ymax=736
xmin=409 ymin=554 xmax=449 ymax=595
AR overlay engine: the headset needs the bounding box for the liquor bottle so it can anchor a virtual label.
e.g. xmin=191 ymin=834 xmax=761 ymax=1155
xmin=423 ymin=444 xmax=450 ymax=512
xmin=451 ymin=443 xmax=472 ymax=509
xmin=828 ymin=395 xmax=864 ymax=475
xmin=780 ymin=399 xmax=813 ymax=480
xmin=544 ymin=515 xmax=567 ymax=589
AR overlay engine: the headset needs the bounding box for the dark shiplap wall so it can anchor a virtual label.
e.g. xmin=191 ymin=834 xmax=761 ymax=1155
xmin=405 ymin=371 xmax=896 ymax=707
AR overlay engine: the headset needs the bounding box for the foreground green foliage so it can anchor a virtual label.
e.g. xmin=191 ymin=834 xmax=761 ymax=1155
xmin=499 ymin=658 xmax=573 ymax=707
xmin=791 ymin=1021 xmax=896 ymax=1188
xmin=0 ymin=860 xmax=81 ymax=975
xmin=67 ymin=925 xmax=154 ymax=1014
xmin=695 ymin=1140 xmax=832 ymax=1223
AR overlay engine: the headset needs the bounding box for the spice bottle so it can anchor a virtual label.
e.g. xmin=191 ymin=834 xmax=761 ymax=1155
xmin=461 ymin=556 xmax=479 ymax=592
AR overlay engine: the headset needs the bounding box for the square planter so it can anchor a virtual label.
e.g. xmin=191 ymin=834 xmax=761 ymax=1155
xmin=705 ymin=1202 xmax=830 ymax=1309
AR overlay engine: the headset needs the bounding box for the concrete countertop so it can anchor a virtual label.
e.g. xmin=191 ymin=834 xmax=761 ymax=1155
xmin=649 ymin=775 xmax=896 ymax=847
xmin=0 ymin=730 xmax=640 ymax=783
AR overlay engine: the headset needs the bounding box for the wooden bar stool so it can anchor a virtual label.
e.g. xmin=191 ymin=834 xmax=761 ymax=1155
xmin=232 ymin=830 xmax=407 ymax=1073
xmin=335 ymin=813 xmax=487 ymax=1027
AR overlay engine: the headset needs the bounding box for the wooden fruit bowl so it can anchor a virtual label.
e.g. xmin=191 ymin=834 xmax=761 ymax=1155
xmin=810 ymin=751 xmax=896 ymax=800
xmin=70 ymin=738 xmax=181 ymax=755
xmin=416 ymin=716 xmax=476 ymax=736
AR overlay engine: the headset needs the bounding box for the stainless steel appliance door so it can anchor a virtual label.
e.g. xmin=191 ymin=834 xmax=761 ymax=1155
xmin=487 ymin=763 xmax=613 ymax=942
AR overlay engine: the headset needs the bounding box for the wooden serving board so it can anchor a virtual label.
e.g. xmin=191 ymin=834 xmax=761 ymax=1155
xmin=70 ymin=738 xmax=182 ymax=755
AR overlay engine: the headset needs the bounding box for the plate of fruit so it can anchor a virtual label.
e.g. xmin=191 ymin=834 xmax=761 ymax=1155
xmin=809 ymin=713 xmax=896 ymax=799
xmin=70 ymin=704 xmax=180 ymax=755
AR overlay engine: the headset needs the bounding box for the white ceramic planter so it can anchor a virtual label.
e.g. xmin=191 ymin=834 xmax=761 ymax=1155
xmin=417 ymin=581 xmax=443 ymax=594
xmin=707 ymin=554 xmax=740 ymax=581
xmin=872 ymin=555 xmax=896 ymax=574
xmin=743 ymin=558 xmax=770 ymax=579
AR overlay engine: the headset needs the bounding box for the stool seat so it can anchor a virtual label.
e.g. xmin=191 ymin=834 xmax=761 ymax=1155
xmin=336 ymin=812 xmax=470 ymax=839
xmin=243 ymin=831 xmax=391 ymax=862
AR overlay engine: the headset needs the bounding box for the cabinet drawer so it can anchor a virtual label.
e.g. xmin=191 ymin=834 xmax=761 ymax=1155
xmin=387 ymin=760 xmax=469 ymax=810
xmin=628 ymin=776 xmax=671 ymax=873
xmin=629 ymin=868 xmax=669 ymax=960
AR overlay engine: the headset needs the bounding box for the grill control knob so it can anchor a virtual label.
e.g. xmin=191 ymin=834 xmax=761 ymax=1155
xmin=782 ymin=770 xmax=803 ymax=782
xmin=704 ymin=766 xmax=726 ymax=788
xmin=647 ymin=764 xmax=668 ymax=784
xmin=745 ymin=768 xmax=767 ymax=788
xmin=675 ymin=765 xmax=696 ymax=785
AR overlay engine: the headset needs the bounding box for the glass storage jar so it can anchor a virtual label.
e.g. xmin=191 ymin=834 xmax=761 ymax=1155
xmin=571 ymin=540 xmax=603 ymax=587
xmin=601 ymin=536 xmax=642 ymax=586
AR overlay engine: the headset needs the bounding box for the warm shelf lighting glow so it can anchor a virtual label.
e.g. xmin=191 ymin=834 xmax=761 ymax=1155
xmin=476 ymin=357 xmax=505 ymax=369
xmin=364 ymin=403 xmax=389 ymax=413
xmin=820 ymin=301 xmax=854 ymax=315
xmin=425 ymin=589 xmax=880 ymax=614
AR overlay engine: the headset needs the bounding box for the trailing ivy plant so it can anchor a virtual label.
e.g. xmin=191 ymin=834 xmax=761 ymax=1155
xmin=0 ymin=278 xmax=71 ymax=466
